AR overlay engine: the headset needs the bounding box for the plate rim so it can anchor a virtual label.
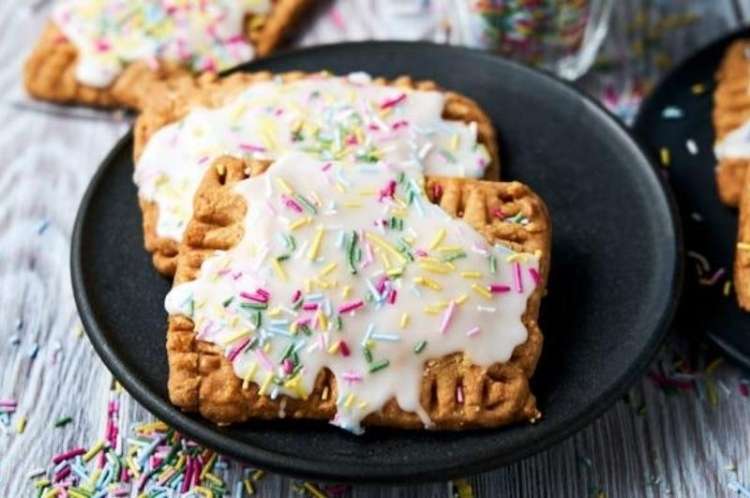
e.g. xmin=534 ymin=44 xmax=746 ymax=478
xmin=633 ymin=27 xmax=750 ymax=370
xmin=71 ymin=40 xmax=684 ymax=483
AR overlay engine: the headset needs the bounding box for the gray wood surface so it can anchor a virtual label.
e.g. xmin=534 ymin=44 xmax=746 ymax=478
xmin=2 ymin=1 xmax=750 ymax=496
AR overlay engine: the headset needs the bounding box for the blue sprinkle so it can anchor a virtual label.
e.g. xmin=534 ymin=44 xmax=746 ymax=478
xmin=37 ymin=219 xmax=50 ymax=235
xmin=661 ymin=106 xmax=684 ymax=119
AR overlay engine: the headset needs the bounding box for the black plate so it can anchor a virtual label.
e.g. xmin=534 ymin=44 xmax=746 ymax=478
xmin=72 ymin=41 xmax=681 ymax=483
xmin=633 ymin=28 xmax=750 ymax=369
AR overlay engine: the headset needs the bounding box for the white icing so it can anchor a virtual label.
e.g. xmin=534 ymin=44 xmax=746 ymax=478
xmin=165 ymin=152 xmax=539 ymax=433
xmin=52 ymin=0 xmax=271 ymax=87
xmin=715 ymin=120 xmax=750 ymax=159
xmin=135 ymin=73 xmax=492 ymax=241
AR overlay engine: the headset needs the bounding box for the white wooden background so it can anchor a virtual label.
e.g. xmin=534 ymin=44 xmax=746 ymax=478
xmin=2 ymin=1 xmax=750 ymax=496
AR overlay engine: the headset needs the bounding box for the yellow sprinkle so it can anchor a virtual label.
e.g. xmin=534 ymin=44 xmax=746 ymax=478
xmin=135 ymin=421 xmax=169 ymax=434
xmin=289 ymin=216 xmax=311 ymax=230
xmin=303 ymin=482 xmax=328 ymax=498
xmin=317 ymin=310 xmax=328 ymax=330
xmin=335 ymin=182 xmax=347 ymax=193
xmin=660 ymin=147 xmax=670 ymax=167
xmin=263 ymin=342 xmax=271 ymax=353
xmin=319 ymin=262 xmax=337 ymax=277
xmin=304 ymin=279 xmax=312 ymax=293
xmin=379 ymin=250 xmax=392 ymax=270
xmin=16 ymin=415 xmax=26 ymax=434
xmin=691 ymin=83 xmax=706 ymax=94
xmin=218 ymin=329 xmax=251 ymax=346
xmin=386 ymin=268 xmax=404 ymax=277
xmin=243 ymin=480 xmax=256 ymax=495
xmin=242 ymin=362 xmax=258 ymax=389
xmin=471 ymin=284 xmax=492 ymax=300
xmin=193 ymin=486 xmax=214 ymax=498
xmin=418 ymin=261 xmax=452 ymax=274
xmin=460 ymin=271 xmax=482 ymax=279
xmin=429 ymin=229 xmax=447 ymax=250
xmin=738 ymin=242 xmax=750 ymax=251
xmin=82 ymin=440 xmax=105 ymax=462
xmin=322 ymin=386 xmax=330 ymax=401
xmin=400 ymin=313 xmax=410 ymax=329
xmin=267 ymin=307 xmax=281 ymax=317
xmin=706 ymin=357 xmax=724 ymax=374
xmin=506 ymin=253 xmax=527 ymax=263
xmin=328 ymin=340 xmax=341 ymax=355
xmin=437 ymin=245 xmax=463 ymax=252
xmin=365 ymin=232 xmax=406 ymax=263
xmin=200 ymin=453 xmax=217 ymax=479
xmin=724 ymin=280 xmax=733 ymax=296
xmin=259 ymin=373 xmax=273 ymax=396
xmin=308 ymin=227 xmax=324 ymax=261
xmin=344 ymin=393 xmax=355 ymax=409
xmin=455 ymin=294 xmax=468 ymax=304
xmin=203 ymin=473 xmax=223 ymax=486
xmin=271 ymin=258 xmax=287 ymax=282
xmin=214 ymin=162 xmax=226 ymax=176
xmin=343 ymin=201 xmax=363 ymax=208
xmin=127 ymin=457 xmax=141 ymax=479
xmin=42 ymin=489 xmax=60 ymax=498
xmin=283 ymin=375 xmax=307 ymax=399
xmin=275 ymin=178 xmax=293 ymax=194
xmin=251 ymin=469 xmax=266 ymax=481
xmin=342 ymin=285 xmax=351 ymax=298
xmin=450 ymin=134 xmax=460 ymax=151
xmin=414 ymin=276 xmax=442 ymax=291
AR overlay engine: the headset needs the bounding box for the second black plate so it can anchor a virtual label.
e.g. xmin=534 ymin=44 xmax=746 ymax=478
xmin=72 ymin=42 xmax=681 ymax=483
xmin=634 ymin=28 xmax=750 ymax=368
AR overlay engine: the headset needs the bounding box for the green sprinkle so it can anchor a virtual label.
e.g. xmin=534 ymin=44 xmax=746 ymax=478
xmin=252 ymin=311 xmax=262 ymax=328
xmin=222 ymin=297 xmax=234 ymax=308
xmin=241 ymin=302 xmax=268 ymax=310
xmin=276 ymin=253 xmax=291 ymax=261
xmin=489 ymin=254 xmax=497 ymax=274
xmin=294 ymin=193 xmax=317 ymax=214
xmin=442 ymin=251 xmax=467 ymax=262
xmin=285 ymin=234 xmax=297 ymax=251
xmin=363 ymin=348 xmax=373 ymax=363
xmin=281 ymin=343 xmax=295 ymax=362
xmin=54 ymin=416 xmax=73 ymax=428
xmin=414 ymin=341 xmax=427 ymax=354
xmin=335 ymin=316 xmax=343 ymax=330
xmin=369 ymin=359 xmax=390 ymax=373
xmin=186 ymin=298 xmax=195 ymax=318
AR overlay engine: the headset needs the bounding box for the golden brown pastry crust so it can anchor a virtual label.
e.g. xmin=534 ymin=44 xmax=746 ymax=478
xmin=713 ymin=40 xmax=750 ymax=206
xmin=23 ymin=0 xmax=314 ymax=110
xmin=133 ymin=71 xmax=502 ymax=276
xmin=167 ymin=155 xmax=550 ymax=429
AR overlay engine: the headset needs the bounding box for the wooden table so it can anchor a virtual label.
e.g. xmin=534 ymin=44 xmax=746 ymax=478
xmin=2 ymin=1 xmax=750 ymax=496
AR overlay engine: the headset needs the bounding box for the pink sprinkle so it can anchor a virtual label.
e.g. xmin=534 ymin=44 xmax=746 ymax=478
xmin=432 ymin=183 xmax=443 ymax=199
xmin=282 ymin=359 xmax=294 ymax=374
xmin=181 ymin=460 xmax=193 ymax=492
xmin=415 ymin=249 xmax=428 ymax=258
xmin=291 ymin=290 xmax=302 ymax=303
xmin=439 ymin=301 xmax=456 ymax=334
xmin=255 ymin=350 xmax=274 ymax=371
xmin=389 ymin=289 xmax=397 ymax=304
xmin=283 ymin=195 xmax=303 ymax=213
xmin=0 ymin=399 xmax=17 ymax=407
xmin=226 ymin=34 xmax=245 ymax=44
xmin=740 ymin=382 xmax=749 ymax=397
xmin=491 ymin=207 xmax=505 ymax=219
xmin=345 ymin=134 xmax=358 ymax=145
xmin=339 ymin=340 xmax=351 ymax=357
xmin=380 ymin=93 xmax=407 ymax=110
xmin=328 ymin=7 xmax=346 ymax=30
xmin=239 ymin=143 xmax=266 ymax=153
xmin=338 ymin=299 xmax=364 ymax=314
xmin=456 ymin=386 xmax=464 ymax=404
xmin=240 ymin=291 xmax=267 ymax=303
xmin=490 ymin=284 xmax=511 ymax=294
xmin=513 ymin=262 xmax=524 ymax=293
xmin=296 ymin=317 xmax=311 ymax=327
xmin=392 ymin=119 xmax=409 ymax=130
xmin=54 ymin=466 xmax=71 ymax=482
xmin=202 ymin=58 xmax=217 ymax=73
xmin=227 ymin=338 xmax=250 ymax=362
xmin=303 ymin=303 xmax=318 ymax=311
xmin=52 ymin=448 xmax=85 ymax=464
xmin=94 ymin=39 xmax=110 ymax=52
xmin=217 ymin=268 xmax=231 ymax=277
xmin=379 ymin=180 xmax=397 ymax=201
xmin=321 ymin=162 xmax=333 ymax=172
xmin=342 ymin=371 xmax=363 ymax=383
xmin=257 ymin=288 xmax=270 ymax=299
xmin=529 ymin=268 xmax=541 ymax=286
xmin=466 ymin=326 xmax=481 ymax=337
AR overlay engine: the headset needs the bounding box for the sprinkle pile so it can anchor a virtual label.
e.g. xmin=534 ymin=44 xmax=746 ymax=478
xmin=52 ymin=0 xmax=272 ymax=87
